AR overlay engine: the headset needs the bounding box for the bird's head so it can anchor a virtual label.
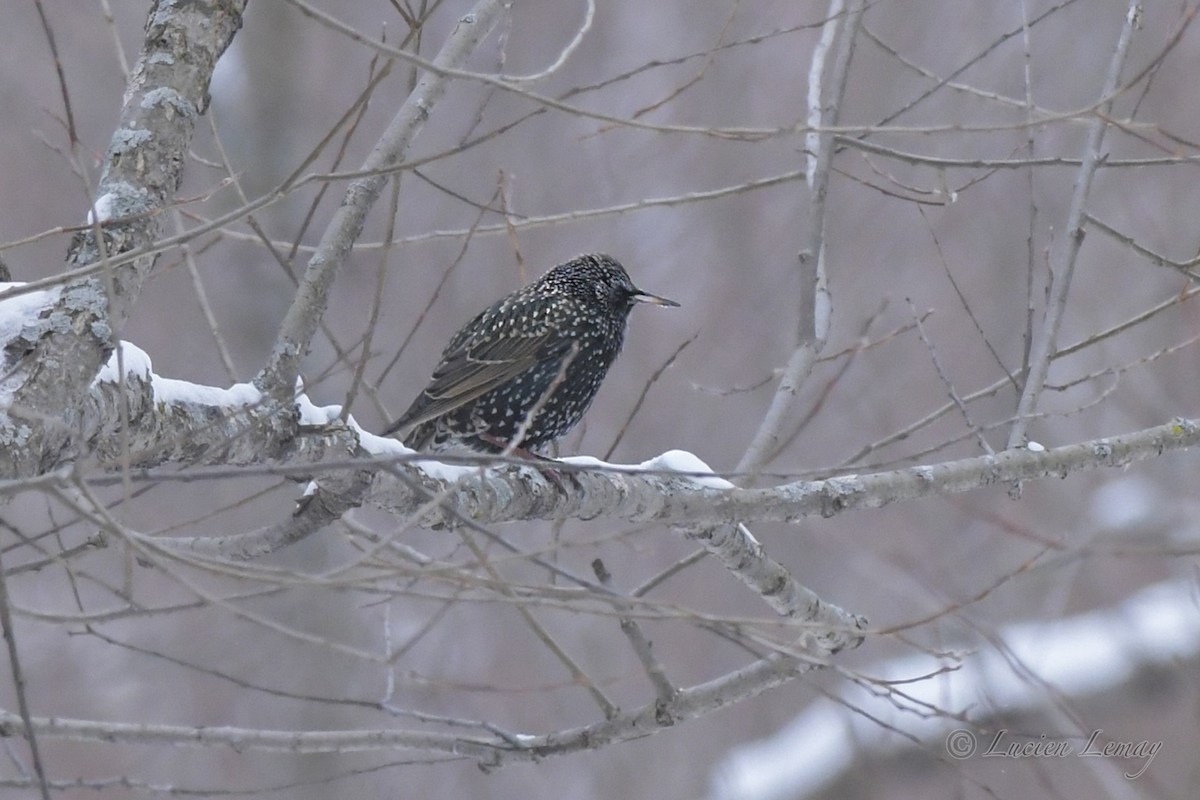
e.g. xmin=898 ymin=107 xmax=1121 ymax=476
xmin=547 ymin=253 xmax=679 ymax=313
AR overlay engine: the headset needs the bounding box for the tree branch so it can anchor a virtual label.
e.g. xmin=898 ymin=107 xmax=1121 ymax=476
xmin=363 ymin=418 xmax=1200 ymax=528
xmin=737 ymin=0 xmax=864 ymax=477
xmin=0 ymin=648 xmax=829 ymax=767
xmin=0 ymin=0 xmax=247 ymax=479
xmin=1007 ymin=1 xmax=1141 ymax=448
xmin=256 ymin=0 xmax=506 ymax=398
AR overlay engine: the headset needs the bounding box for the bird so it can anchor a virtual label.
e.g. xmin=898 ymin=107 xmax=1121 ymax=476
xmin=384 ymin=253 xmax=678 ymax=454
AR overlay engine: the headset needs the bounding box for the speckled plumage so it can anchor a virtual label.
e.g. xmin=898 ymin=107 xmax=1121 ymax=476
xmin=384 ymin=254 xmax=678 ymax=453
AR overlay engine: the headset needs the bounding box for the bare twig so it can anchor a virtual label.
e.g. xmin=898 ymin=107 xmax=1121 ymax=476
xmin=504 ymin=0 xmax=594 ymax=83
xmin=451 ymin=520 xmax=619 ymax=720
xmin=174 ymin=209 xmax=238 ymax=381
xmin=736 ymin=0 xmax=865 ymax=478
xmin=0 ymin=543 xmax=51 ymax=800
xmin=592 ymin=559 xmax=677 ymax=707
xmin=603 ymin=334 xmax=696 ymax=461
xmin=1007 ymin=1 xmax=1142 ymax=449
xmin=1086 ymin=213 xmax=1200 ymax=280
xmin=908 ymin=299 xmax=994 ymax=455
xmin=257 ymin=0 xmax=507 ymax=397
xmin=840 ymin=284 xmax=1200 ymax=467
xmin=1020 ymin=0 xmax=1039 ymax=396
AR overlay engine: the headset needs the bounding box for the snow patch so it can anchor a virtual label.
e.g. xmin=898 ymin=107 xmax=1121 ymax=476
xmin=639 ymin=449 xmax=734 ymax=489
xmin=87 ymin=193 xmax=119 ymax=224
xmin=412 ymin=456 xmax=476 ymax=483
xmin=91 ymin=340 xmax=261 ymax=411
xmin=153 ymin=377 xmax=261 ymax=408
xmin=560 ymin=450 xmax=734 ymax=488
xmin=558 ymin=454 xmax=608 ymax=470
xmin=361 ymin=431 xmax=474 ymax=483
xmin=295 ymin=392 xmax=342 ymax=425
xmin=0 ymin=283 xmax=64 ymax=344
xmin=94 ymin=341 xmax=153 ymax=384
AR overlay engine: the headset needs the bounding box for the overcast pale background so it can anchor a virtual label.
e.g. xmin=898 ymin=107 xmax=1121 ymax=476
xmin=2 ymin=1 xmax=1199 ymax=798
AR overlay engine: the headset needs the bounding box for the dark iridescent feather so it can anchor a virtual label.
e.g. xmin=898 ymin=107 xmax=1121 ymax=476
xmin=384 ymin=253 xmax=677 ymax=452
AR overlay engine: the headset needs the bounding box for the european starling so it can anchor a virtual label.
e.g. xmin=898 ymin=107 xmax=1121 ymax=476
xmin=384 ymin=253 xmax=678 ymax=453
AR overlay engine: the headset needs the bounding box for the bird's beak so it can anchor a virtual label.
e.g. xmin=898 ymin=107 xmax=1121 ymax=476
xmin=631 ymin=290 xmax=680 ymax=307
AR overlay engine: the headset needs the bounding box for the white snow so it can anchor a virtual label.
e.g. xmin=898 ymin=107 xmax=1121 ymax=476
xmin=0 ymin=286 xmax=276 ymax=447
xmin=87 ymin=192 xmax=119 ymax=224
xmin=558 ymin=454 xmax=608 ymax=470
xmin=0 ymin=282 xmax=64 ymax=344
xmin=710 ymin=578 xmax=1200 ymax=800
xmin=638 ymin=449 xmax=734 ymax=489
xmin=359 ymin=430 xmax=412 ymax=457
xmin=94 ymin=341 xmax=153 ymax=384
xmin=360 ymin=431 xmax=474 ymax=483
xmin=152 ymin=377 xmax=261 ymax=408
xmin=92 ymin=341 xmax=262 ymax=412
xmin=411 ymin=456 xmax=475 ymax=484
xmin=365 ymin=442 xmax=735 ymax=490
xmin=560 ymin=450 xmax=734 ymax=488
xmin=294 ymin=391 xmax=342 ymax=425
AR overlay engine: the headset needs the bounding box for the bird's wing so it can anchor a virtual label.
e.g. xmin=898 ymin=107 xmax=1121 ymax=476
xmin=387 ymin=315 xmax=573 ymax=434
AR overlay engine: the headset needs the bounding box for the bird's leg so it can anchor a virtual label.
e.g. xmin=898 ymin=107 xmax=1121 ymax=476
xmin=479 ymin=433 xmax=572 ymax=492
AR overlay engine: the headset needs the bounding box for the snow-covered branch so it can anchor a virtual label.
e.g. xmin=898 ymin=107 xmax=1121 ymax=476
xmin=0 ymin=1 xmax=247 ymax=480
xmin=367 ymin=420 xmax=1200 ymax=528
xmin=48 ymin=334 xmax=1200 ymax=539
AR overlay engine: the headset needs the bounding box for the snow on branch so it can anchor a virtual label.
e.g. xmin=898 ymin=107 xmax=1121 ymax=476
xmin=0 ymin=1 xmax=248 ymax=480
xmin=368 ymin=419 xmax=1200 ymax=528
xmin=81 ymin=341 xmax=276 ymax=466
xmin=8 ymin=312 xmax=1197 ymax=549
